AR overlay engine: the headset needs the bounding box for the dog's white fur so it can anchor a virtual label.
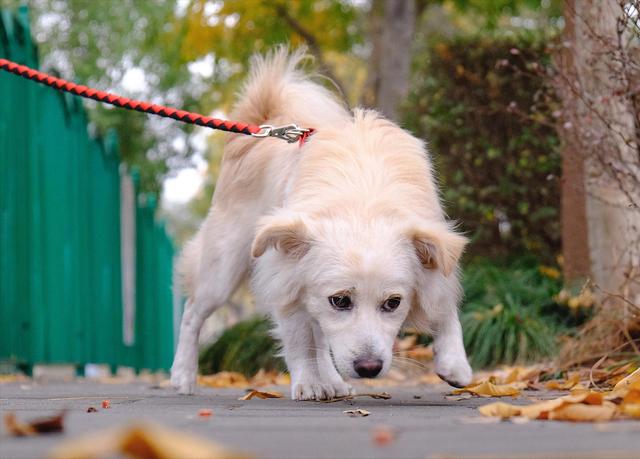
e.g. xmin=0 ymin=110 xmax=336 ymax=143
xmin=171 ymin=48 xmax=473 ymax=399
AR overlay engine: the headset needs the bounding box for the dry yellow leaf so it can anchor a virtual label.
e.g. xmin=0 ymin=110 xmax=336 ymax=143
xmin=520 ymin=397 xmax=569 ymax=420
xmin=613 ymin=368 xmax=640 ymax=392
xmin=238 ymin=389 xmax=283 ymax=401
xmin=198 ymin=372 xmax=249 ymax=388
xmin=545 ymin=372 xmax=581 ymax=390
xmin=452 ymin=380 xmax=521 ymax=397
xmin=47 ymin=423 xmax=252 ymax=459
xmin=478 ymin=402 xmax=522 ymax=418
xmin=607 ymin=374 xmax=640 ymax=401
xmin=405 ymin=346 xmax=434 ymax=361
xmin=5 ymin=411 xmax=64 ymax=436
xmin=503 ymin=367 xmax=532 ymax=384
xmin=249 ymin=370 xmax=290 ymax=387
xmin=622 ymin=387 xmax=640 ymax=404
xmin=0 ymin=374 xmax=28 ymax=384
xmin=620 ymin=403 xmax=640 ymax=418
xmin=548 ymin=402 xmax=616 ymax=422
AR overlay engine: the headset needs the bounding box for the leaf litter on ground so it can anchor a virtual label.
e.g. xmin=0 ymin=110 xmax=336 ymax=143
xmin=47 ymin=423 xmax=252 ymax=459
xmin=451 ymin=377 xmax=525 ymax=397
xmin=4 ymin=411 xmax=65 ymax=436
xmin=238 ymin=389 xmax=283 ymax=400
xmin=197 ymin=371 xmax=290 ymax=389
xmin=445 ymin=364 xmax=640 ymax=423
xmin=477 ymin=367 xmax=640 ymax=422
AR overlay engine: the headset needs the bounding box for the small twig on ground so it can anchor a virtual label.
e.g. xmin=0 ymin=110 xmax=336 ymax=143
xmin=317 ymin=392 xmax=392 ymax=403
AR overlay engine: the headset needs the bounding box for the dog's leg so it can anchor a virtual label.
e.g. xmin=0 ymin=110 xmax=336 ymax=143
xmin=171 ymin=298 xmax=206 ymax=394
xmin=171 ymin=214 xmax=251 ymax=395
xmin=311 ymin=322 xmax=354 ymax=397
xmin=276 ymin=310 xmax=352 ymax=400
xmin=432 ymin=312 xmax=472 ymax=388
xmin=412 ymin=275 xmax=472 ymax=388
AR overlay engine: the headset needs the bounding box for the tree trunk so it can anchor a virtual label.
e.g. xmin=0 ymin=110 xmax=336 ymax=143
xmin=560 ymin=0 xmax=640 ymax=301
xmin=555 ymin=0 xmax=592 ymax=286
xmin=366 ymin=0 xmax=416 ymax=121
xmin=361 ymin=0 xmax=384 ymax=109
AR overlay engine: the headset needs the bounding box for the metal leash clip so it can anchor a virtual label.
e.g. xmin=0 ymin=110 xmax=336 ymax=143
xmin=252 ymin=124 xmax=312 ymax=143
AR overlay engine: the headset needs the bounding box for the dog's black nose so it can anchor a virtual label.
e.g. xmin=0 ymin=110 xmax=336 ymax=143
xmin=354 ymin=358 xmax=383 ymax=378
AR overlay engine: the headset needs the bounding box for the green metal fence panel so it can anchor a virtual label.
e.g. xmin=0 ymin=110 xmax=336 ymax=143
xmin=0 ymin=7 xmax=176 ymax=372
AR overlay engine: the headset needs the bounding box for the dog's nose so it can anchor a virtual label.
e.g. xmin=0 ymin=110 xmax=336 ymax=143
xmin=354 ymin=358 xmax=383 ymax=378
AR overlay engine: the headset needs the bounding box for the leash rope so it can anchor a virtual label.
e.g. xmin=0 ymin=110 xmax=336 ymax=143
xmin=0 ymin=58 xmax=313 ymax=144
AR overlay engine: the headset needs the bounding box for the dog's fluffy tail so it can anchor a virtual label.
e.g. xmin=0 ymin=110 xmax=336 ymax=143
xmin=230 ymin=46 xmax=349 ymax=128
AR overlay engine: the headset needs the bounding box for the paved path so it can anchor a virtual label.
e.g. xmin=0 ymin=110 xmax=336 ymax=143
xmin=1 ymin=381 xmax=639 ymax=459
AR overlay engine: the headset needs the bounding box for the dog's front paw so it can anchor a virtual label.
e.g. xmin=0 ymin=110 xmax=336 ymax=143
xmin=170 ymin=366 xmax=196 ymax=395
xmin=435 ymin=354 xmax=472 ymax=388
xmin=292 ymin=380 xmax=354 ymax=401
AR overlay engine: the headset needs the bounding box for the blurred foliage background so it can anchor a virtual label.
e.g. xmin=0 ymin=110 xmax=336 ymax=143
xmin=404 ymin=33 xmax=561 ymax=261
xmin=8 ymin=0 xmax=633 ymax=372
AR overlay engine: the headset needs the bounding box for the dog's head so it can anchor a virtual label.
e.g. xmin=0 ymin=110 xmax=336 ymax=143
xmin=252 ymin=212 xmax=467 ymax=379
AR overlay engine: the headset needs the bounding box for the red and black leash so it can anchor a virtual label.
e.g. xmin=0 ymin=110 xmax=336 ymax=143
xmin=0 ymin=58 xmax=314 ymax=144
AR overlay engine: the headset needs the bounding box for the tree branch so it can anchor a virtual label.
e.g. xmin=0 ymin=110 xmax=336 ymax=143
xmin=273 ymin=3 xmax=348 ymax=101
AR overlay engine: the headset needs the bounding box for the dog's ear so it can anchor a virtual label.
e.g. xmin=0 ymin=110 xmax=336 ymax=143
xmin=251 ymin=214 xmax=311 ymax=259
xmin=409 ymin=224 xmax=467 ymax=276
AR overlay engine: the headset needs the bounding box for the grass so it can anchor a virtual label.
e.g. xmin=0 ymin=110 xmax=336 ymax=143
xmin=198 ymin=315 xmax=285 ymax=376
xmin=461 ymin=257 xmax=569 ymax=368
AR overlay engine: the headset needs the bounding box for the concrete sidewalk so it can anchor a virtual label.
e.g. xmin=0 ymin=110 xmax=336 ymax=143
xmin=1 ymin=381 xmax=639 ymax=459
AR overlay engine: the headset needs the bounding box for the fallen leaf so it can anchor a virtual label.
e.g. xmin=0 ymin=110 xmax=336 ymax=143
xmin=47 ymin=423 xmax=252 ymax=459
xmin=452 ymin=380 xmax=522 ymax=397
xmin=478 ymin=390 xmax=619 ymax=423
xmin=101 ymin=400 xmax=111 ymax=409
xmin=613 ymin=368 xmax=640 ymax=392
xmin=502 ymin=366 xmax=541 ymax=384
xmin=4 ymin=411 xmax=65 ymax=436
xmin=545 ymin=372 xmax=581 ymax=390
xmin=343 ymin=409 xmax=370 ymax=417
xmin=238 ymin=389 xmax=283 ymax=401
xmin=249 ymin=370 xmax=290 ymax=387
xmin=395 ymin=335 xmax=417 ymax=351
xmin=371 ymin=425 xmax=395 ymax=446
xmin=405 ymin=345 xmax=434 ymax=361
xmin=602 ymin=363 xmax=634 ymax=387
xmin=619 ymin=385 xmax=640 ymax=418
xmin=520 ymin=393 xmax=591 ymax=420
xmin=569 ymin=389 xmax=604 ymax=405
xmin=478 ymin=402 xmax=522 ymax=418
xmin=86 ymin=407 xmax=98 ymax=413
xmin=198 ymin=409 xmax=213 ymax=418
xmin=198 ymin=372 xmax=250 ymax=388
xmin=0 ymin=374 xmax=28 ymax=384
xmin=607 ymin=373 xmax=640 ymax=401
xmin=548 ymin=402 xmax=617 ymax=422
xmin=620 ymin=402 xmax=640 ymax=418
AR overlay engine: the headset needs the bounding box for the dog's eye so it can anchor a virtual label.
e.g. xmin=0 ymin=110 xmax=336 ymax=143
xmin=329 ymin=295 xmax=352 ymax=310
xmin=381 ymin=296 xmax=401 ymax=312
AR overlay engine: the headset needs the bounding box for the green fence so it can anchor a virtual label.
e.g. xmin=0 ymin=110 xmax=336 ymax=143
xmin=0 ymin=7 xmax=177 ymax=372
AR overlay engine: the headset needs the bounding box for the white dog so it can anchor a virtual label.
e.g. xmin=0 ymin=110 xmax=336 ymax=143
xmin=170 ymin=48 xmax=473 ymax=400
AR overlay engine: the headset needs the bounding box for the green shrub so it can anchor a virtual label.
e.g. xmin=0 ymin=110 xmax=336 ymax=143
xmin=403 ymin=32 xmax=561 ymax=261
xmin=198 ymin=315 xmax=285 ymax=376
xmin=461 ymin=257 xmax=565 ymax=368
